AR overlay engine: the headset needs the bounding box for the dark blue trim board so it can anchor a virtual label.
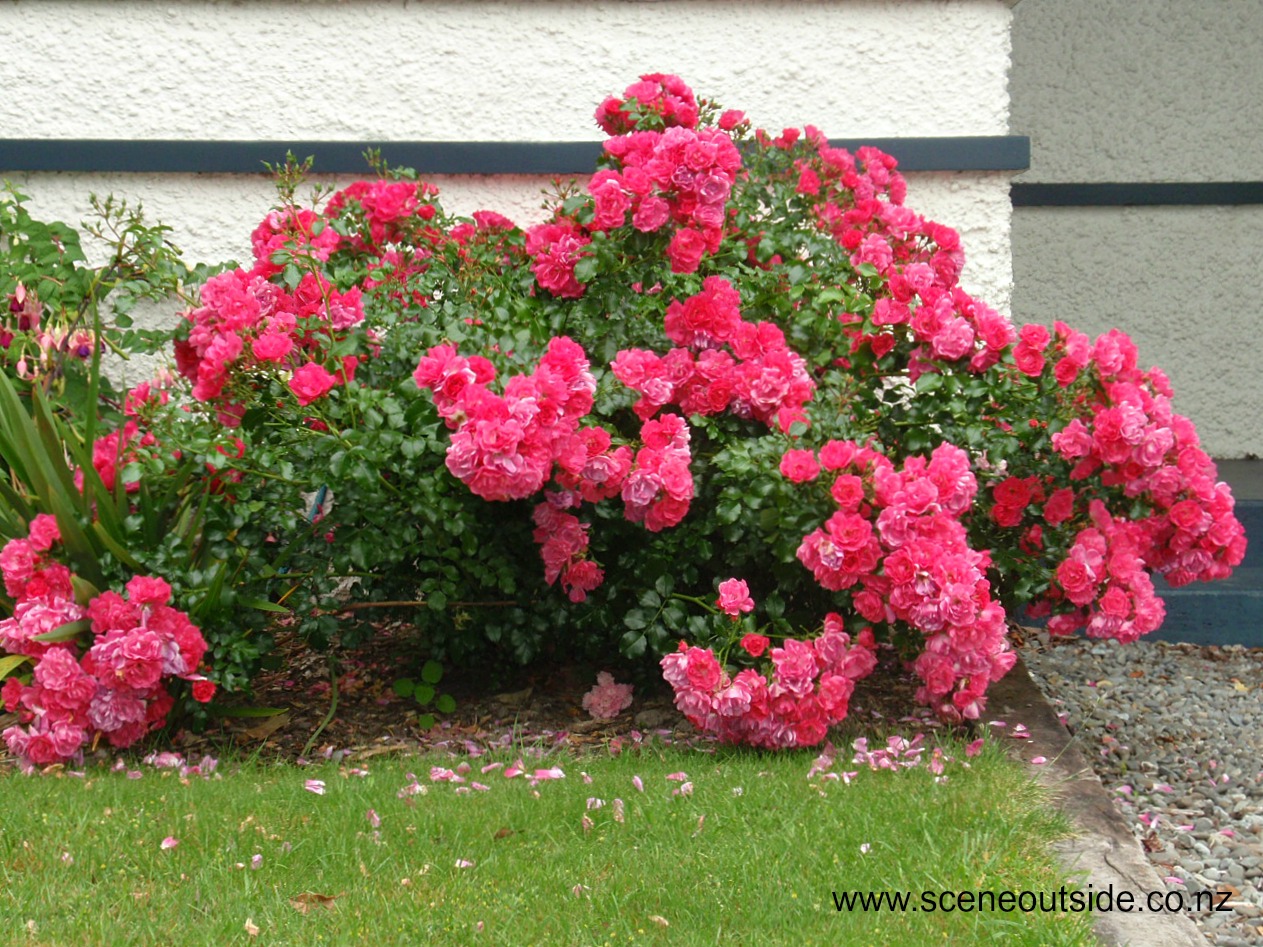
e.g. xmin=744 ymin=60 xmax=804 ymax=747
xmin=0 ymin=136 xmax=1030 ymax=175
xmin=1012 ymin=182 xmax=1263 ymax=207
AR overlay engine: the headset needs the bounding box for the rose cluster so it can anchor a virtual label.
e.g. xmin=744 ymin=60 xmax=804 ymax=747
xmin=174 ymin=267 xmax=364 ymax=421
xmin=413 ymin=336 xmax=599 ymax=502
xmin=661 ymin=611 xmax=878 ymax=749
xmin=787 ymin=440 xmax=1016 ymax=721
xmin=1010 ymin=324 xmax=1248 ymax=636
xmin=783 ymin=129 xmax=1013 ymax=376
xmin=611 ymin=277 xmax=816 ymax=433
xmin=0 ymin=515 xmax=214 ymax=766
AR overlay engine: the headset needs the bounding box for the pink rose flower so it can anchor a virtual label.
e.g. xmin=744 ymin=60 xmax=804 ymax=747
xmin=716 ymin=578 xmax=755 ymax=617
xmin=288 ymin=362 xmax=339 ymax=406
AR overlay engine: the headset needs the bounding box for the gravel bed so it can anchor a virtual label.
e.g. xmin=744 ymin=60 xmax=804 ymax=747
xmin=1020 ymin=632 xmax=1263 ymax=947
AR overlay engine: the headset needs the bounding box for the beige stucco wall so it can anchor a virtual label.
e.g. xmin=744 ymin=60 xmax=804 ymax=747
xmin=1010 ymin=0 xmax=1263 ymax=457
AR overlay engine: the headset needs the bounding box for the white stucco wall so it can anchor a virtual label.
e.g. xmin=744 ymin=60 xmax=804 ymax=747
xmin=1010 ymin=0 xmax=1263 ymax=457
xmin=2 ymin=0 xmax=1017 ymax=383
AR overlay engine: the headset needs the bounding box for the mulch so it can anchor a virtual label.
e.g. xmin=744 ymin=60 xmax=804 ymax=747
xmin=179 ymin=620 xmax=945 ymax=763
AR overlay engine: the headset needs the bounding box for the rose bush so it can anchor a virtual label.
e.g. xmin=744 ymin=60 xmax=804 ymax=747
xmin=0 ymin=515 xmax=215 ymax=766
xmin=3 ymin=74 xmax=1246 ymax=754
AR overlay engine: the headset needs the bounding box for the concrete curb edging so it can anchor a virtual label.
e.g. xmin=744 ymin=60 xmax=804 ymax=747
xmin=988 ymin=656 xmax=1206 ymax=947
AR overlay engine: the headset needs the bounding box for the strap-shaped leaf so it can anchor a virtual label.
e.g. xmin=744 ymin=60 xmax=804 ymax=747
xmin=238 ymin=597 xmax=290 ymax=614
xmin=0 ymin=653 xmax=31 ymax=680
xmin=31 ymin=618 xmax=91 ymax=643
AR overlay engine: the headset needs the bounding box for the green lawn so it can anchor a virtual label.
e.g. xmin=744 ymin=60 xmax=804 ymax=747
xmin=0 ymin=735 xmax=1095 ymax=946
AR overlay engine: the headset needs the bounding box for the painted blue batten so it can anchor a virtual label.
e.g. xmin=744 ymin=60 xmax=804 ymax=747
xmin=0 ymin=136 xmax=1030 ymax=175
xmin=1012 ymin=181 xmax=1263 ymax=207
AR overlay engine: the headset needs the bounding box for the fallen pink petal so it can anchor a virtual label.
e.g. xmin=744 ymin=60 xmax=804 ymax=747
xmin=632 ymin=775 xmax=644 ymax=793
xmin=366 ymin=809 xmax=381 ymax=828
xmin=304 ymin=780 xmax=326 ymax=795
xmin=455 ymin=859 xmax=475 ymax=869
xmin=160 ymin=837 xmax=179 ymax=851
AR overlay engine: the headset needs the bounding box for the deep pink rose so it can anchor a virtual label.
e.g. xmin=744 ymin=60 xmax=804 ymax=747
xmin=684 ymin=648 xmax=722 ymax=692
xmin=1056 ymin=558 xmax=1099 ymax=606
xmin=740 ymin=633 xmax=769 ymax=658
xmin=779 ymin=449 xmax=820 ymax=484
xmin=666 ymin=228 xmax=707 ymax=274
xmin=288 ymin=362 xmax=339 ymax=406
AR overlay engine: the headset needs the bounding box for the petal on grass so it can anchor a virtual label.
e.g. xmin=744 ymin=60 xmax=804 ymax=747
xmin=632 ymin=775 xmax=644 ymax=793
xmin=455 ymin=859 xmax=475 ymax=869
xmin=366 ymin=809 xmax=381 ymax=828
xmin=965 ymin=738 xmax=984 ymax=758
xmin=665 ymin=772 xmax=688 ymax=782
xmin=160 ymin=836 xmax=179 ymax=850
xmin=304 ymin=779 xmax=326 ymax=795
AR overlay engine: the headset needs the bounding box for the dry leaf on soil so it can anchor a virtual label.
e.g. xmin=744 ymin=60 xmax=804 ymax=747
xmin=241 ymin=713 xmax=291 ymax=741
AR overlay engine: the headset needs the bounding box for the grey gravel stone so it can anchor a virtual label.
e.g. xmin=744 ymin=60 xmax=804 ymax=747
xmin=1022 ymin=632 xmax=1263 ymax=946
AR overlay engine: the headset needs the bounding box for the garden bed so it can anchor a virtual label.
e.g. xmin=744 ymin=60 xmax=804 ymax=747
xmin=186 ymin=618 xmax=933 ymax=765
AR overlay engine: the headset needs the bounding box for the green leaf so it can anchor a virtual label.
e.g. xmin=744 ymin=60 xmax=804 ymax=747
xmin=416 ymin=712 xmax=437 ymax=730
xmin=0 ymin=653 xmax=31 ymax=680
xmin=392 ymin=678 xmax=415 ymax=698
xmin=414 ymin=684 xmax=435 ymax=706
xmin=71 ymin=576 xmax=100 ymax=607
xmin=32 ymin=618 xmax=91 ymax=643
xmin=427 ymin=590 xmax=448 ymax=611
xmin=420 ymin=660 xmax=443 ymax=685
xmin=623 ymin=609 xmax=648 ymax=630
xmin=620 ymin=631 xmax=647 ymax=659
xmin=435 ymin=693 xmax=456 ymax=714
xmin=239 ymin=597 xmax=289 ymax=614
xmin=207 ymin=705 xmax=289 ymax=719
